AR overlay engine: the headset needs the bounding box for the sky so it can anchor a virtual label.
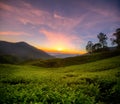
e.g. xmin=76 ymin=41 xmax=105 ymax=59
xmin=0 ymin=0 xmax=120 ymax=54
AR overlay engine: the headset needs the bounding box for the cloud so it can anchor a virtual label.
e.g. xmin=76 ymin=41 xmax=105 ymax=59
xmin=0 ymin=31 xmax=30 ymax=36
xmin=2 ymin=0 xmax=116 ymax=35
xmin=39 ymin=29 xmax=82 ymax=49
xmin=53 ymin=13 xmax=64 ymax=19
xmin=0 ymin=1 xmax=83 ymax=32
xmin=1 ymin=0 xmax=119 ymax=31
xmin=0 ymin=2 xmax=13 ymax=11
xmin=73 ymin=0 xmax=120 ymax=31
xmin=0 ymin=1 xmax=49 ymax=24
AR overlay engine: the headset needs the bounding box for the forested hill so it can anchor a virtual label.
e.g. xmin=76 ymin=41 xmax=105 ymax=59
xmin=0 ymin=41 xmax=54 ymax=62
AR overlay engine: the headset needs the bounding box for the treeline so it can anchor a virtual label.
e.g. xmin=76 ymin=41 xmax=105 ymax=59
xmin=86 ymin=28 xmax=120 ymax=53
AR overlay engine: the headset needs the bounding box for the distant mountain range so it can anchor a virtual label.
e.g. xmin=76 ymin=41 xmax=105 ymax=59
xmin=0 ymin=41 xmax=54 ymax=61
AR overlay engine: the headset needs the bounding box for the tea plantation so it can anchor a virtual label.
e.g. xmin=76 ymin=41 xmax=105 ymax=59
xmin=0 ymin=56 xmax=120 ymax=104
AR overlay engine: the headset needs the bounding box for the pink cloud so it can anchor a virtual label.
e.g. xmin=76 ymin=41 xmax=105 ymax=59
xmin=1 ymin=1 xmax=119 ymax=32
xmin=39 ymin=29 xmax=82 ymax=50
xmin=0 ymin=1 xmax=84 ymax=32
xmin=53 ymin=13 xmax=64 ymax=19
xmin=0 ymin=31 xmax=30 ymax=36
xmin=0 ymin=1 xmax=49 ymax=24
xmin=0 ymin=2 xmax=13 ymax=12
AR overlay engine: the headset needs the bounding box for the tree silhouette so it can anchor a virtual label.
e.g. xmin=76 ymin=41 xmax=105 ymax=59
xmin=92 ymin=43 xmax=102 ymax=52
xmin=111 ymin=28 xmax=120 ymax=48
xmin=97 ymin=33 xmax=108 ymax=48
xmin=86 ymin=41 xmax=94 ymax=53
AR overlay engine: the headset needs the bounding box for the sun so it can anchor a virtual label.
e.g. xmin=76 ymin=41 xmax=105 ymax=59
xmin=57 ymin=47 xmax=63 ymax=51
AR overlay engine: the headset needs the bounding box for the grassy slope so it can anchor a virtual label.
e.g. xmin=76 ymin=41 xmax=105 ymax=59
xmin=0 ymin=56 xmax=120 ymax=104
xmin=25 ymin=50 xmax=120 ymax=67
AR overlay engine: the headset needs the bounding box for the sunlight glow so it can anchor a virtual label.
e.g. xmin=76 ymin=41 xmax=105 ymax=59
xmin=57 ymin=47 xmax=63 ymax=51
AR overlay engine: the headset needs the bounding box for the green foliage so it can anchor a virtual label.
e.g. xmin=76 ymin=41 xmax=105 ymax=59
xmin=0 ymin=56 xmax=120 ymax=104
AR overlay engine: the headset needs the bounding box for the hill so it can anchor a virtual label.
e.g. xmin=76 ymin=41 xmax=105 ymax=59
xmin=0 ymin=41 xmax=54 ymax=62
xmin=25 ymin=49 xmax=120 ymax=67
xmin=0 ymin=55 xmax=120 ymax=104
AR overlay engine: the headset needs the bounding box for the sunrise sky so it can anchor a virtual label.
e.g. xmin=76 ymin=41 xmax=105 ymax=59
xmin=0 ymin=0 xmax=120 ymax=54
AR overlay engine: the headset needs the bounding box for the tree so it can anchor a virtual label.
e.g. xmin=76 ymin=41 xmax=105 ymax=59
xmin=86 ymin=41 xmax=94 ymax=53
xmin=92 ymin=43 xmax=102 ymax=52
xmin=111 ymin=28 xmax=120 ymax=48
xmin=97 ymin=32 xmax=108 ymax=48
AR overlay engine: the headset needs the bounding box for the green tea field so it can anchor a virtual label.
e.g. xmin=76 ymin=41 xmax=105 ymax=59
xmin=0 ymin=56 xmax=120 ymax=104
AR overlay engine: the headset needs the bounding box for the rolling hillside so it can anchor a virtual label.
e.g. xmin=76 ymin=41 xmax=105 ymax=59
xmin=25 ymin=49 xmax=120 ymax=67
xmin=0 ymin=55 xmax=120 ymax=104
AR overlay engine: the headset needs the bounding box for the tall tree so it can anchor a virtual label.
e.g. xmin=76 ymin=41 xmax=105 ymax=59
xmin=92 ymin=43 xmax=102 ymax=52
xmin=86 ymin=41 xmax=93 ymax=53
xmin=111 ymin=28 xmax=120 ymax=48
xmin=97 ymin=32 xmax=108 ymax=48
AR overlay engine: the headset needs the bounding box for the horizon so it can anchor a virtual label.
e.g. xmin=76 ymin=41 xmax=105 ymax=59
xmin=0 ymin=0 xmax=120 ymax=54
xmin=0 ymin=40 xmax=83 ymax=55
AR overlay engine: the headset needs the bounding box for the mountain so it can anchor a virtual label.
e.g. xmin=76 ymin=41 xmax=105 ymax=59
xmin=0 ymin=41 xmax=54 ymax=61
